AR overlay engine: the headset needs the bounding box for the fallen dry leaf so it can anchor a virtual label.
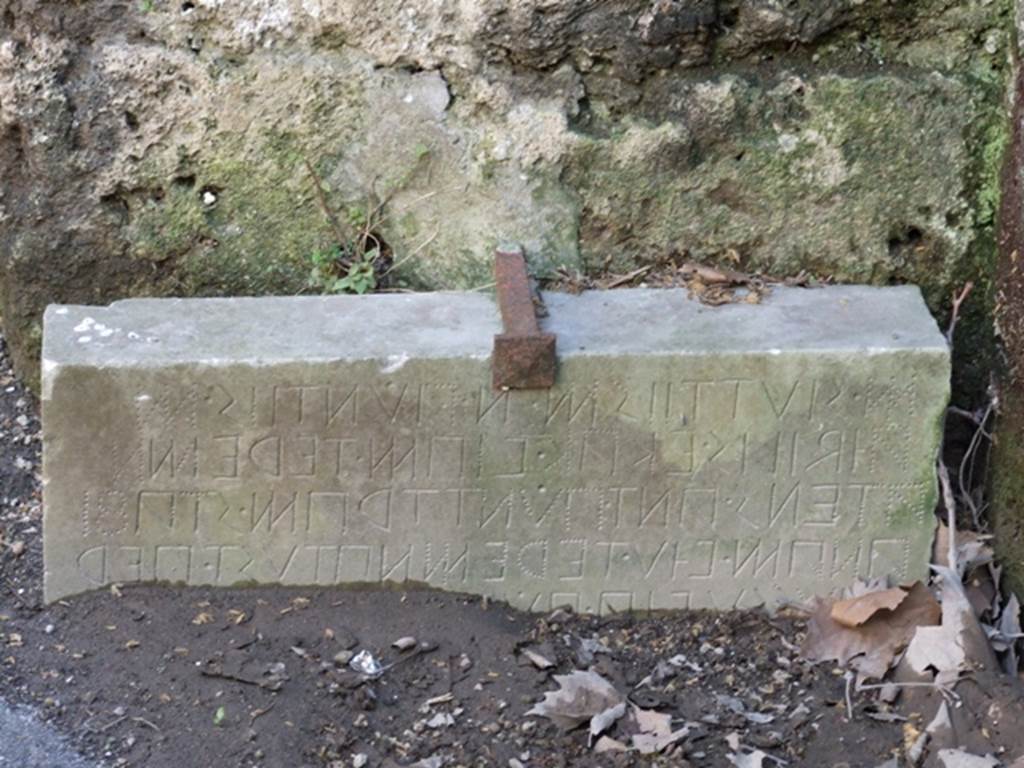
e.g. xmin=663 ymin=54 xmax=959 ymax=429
xmin=865 ymin=710 xmax=906 ymax=723
xmin=191 ymin=612 xmax=214 ymax=626
xmin=924 ymin=701 xmax=956 ymax=754
xmin=905 ymin=625 xmax=965 ymax=685
xmin=845 ymin=577 xmax=893 ymax=598
xmin=526 ymin=670 xmax=625 ymax=733
xmin=905 ymin=566 xmax=997 ymax=687
xmin=590 ymin=701 xmax=626 ymax=744
xmin=937 ymin=749 xmax=1000 ymax=768
xmin=933 ymin=523 xmax=994 ymax=575
xmin=633 ymin=731 xmax=686 ymax=755
xmin=679 ymin=262 xmax=749 ymax=285
xmin=725 ymin=733 xmax=780 ymax=768
xmin=830 ymin=588 xmax=908 ymax=628
xmin=624 ymin=705 xmax=691 ymax=754
xmin=521 ymin=648 xmax=555 ymax=670
xmin=993 ymin=592 xmax=1022 ymax=674
xmin=425 ymin=712 xmax=454 ymax=729
xmin=593 ymin=735 xmax=628 ymax=753
xmin=678 ymin=261 xmax=770 ymax=306
xmin=934 ymin=523 xmax=999 ymax=618
xmin=727 ymin=750 xmax=769 ymax=767
xmin=801 ymin=581 xmax=940 ymax=679
xmin=903 ymin=721 xmax=924 ymax=759
xmin=631 ymin=706 xmax=672 ymax=736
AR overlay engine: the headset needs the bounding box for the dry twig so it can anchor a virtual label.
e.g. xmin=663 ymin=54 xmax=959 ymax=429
xmin=938 ymin=282 xmax=976 ymax=575
xmin=303 ymin=158 xmax=348 ymax=247
xmin=945 ymin=282 xmax=974 ymax=345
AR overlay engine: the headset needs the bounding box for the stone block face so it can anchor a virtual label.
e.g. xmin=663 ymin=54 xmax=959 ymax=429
xmin=42 ymin=287 xmax=949 ymax=611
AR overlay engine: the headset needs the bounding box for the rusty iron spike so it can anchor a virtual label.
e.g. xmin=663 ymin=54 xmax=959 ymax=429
xmin=492 ymin=246 xmax=556 ymax=390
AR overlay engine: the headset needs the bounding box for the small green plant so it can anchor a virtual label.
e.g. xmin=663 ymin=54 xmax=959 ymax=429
xmin=301 ymin=149 xmax=437 ymax=295
xmin=302 ymin=158 xmax=394 ymax=295
xmin=308 ymin=245 xmax=379 ymax=295
xmin=336 ymin=249 xmax=378 ymax=294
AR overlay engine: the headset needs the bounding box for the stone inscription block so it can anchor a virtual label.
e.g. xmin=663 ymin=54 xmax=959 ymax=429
xmin=42 ymin=287 xmax=949 ymax=612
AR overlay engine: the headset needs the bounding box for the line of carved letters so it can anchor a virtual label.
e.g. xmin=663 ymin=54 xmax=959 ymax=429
xmin=142 ymin=423 xmax=888 ymax=483
xmin=73 ymin=535 xmax=913 ymax=598
xmin=82 ymin=481 xmax=926 ymax=538
xmin=142 ymin=428 xmax=882 ymax=483
xmin=139 ymin=378 xmax=883 ymax=431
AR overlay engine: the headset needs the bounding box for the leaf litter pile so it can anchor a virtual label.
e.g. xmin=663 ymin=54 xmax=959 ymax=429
xmin=548 ymin=254 xmax=821 ymax=306
xmin=2 ymin=291 xmax=1024 ymax=768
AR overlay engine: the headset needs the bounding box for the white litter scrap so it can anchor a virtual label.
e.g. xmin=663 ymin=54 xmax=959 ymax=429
xmin=349 ymin=649 xmax=383 ymax=678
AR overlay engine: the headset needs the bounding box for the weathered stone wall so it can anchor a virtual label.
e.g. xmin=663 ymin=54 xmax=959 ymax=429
xmin=0 ymin=0 xmax=1015 ymax=389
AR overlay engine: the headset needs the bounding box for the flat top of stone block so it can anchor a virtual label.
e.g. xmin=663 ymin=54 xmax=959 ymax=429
xmin=42 ymin=285 xmax=945 ymax=368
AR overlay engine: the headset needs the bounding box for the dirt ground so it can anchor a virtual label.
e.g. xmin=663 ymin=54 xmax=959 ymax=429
xmin=0 ymin=332 xmax=1021 ymax=768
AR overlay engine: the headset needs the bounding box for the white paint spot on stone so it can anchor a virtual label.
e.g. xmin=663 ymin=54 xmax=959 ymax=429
xmin=55 ymin=308 xmax=69 ymax=315
xmin=77 ymin=336 xmax=92 ymax=344
xmin=380 ymin=353 xmax=410 ymax=374
xmin=73 ymin=317 xmax=95 ymax=333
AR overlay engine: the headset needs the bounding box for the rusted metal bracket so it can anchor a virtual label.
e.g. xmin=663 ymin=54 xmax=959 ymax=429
xmin=492 ymin=246 xmax=556 ymax=390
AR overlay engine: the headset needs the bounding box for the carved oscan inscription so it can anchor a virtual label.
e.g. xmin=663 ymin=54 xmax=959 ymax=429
xmin=46 ymin=354 xmax=941 ymax=612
